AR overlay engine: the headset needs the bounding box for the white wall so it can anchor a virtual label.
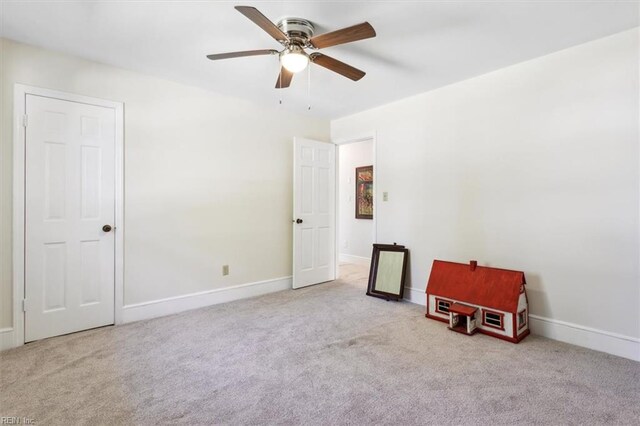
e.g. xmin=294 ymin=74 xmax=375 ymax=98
xmin=0 ymin=38 xmax=329 ymax=330
xmin=332 ymin=29 xmax=640 ymax=353
xmin=338 ymin=140 xmax=374 ymax=261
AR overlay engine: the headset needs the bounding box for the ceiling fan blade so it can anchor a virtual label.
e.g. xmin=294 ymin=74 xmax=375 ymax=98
xmin=206 ymin=49 xmax=278 ymax=61
xmin=310 ymin=53 xmax=365 ymax=81
xmin=275 ymin=67 xmax=294 ymax=89
xmin=309 ymin=22 xmax=376 ymax=49
xmin=235 ymin=6 xmax=289 ymax=43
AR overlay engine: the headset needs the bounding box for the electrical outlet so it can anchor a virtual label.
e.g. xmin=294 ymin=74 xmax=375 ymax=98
xmin=222 ymin=265 xmax=229 ymax=276
xmin=383 ymin=192 xmax=389 ymax=202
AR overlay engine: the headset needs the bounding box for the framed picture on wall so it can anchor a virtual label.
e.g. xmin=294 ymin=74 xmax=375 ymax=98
xmin=355 ymin=165 xmax=373 ymax=219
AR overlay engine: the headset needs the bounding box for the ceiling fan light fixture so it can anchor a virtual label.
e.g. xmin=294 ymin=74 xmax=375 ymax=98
xmin=280 ymin=46 xmax=309 ymax=73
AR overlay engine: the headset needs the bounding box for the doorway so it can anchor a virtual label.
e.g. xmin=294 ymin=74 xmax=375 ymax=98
xmin=13 ymin=85 xmax=124 ymax=346
xmin=336 ymin=136 xmax=376 ymax=277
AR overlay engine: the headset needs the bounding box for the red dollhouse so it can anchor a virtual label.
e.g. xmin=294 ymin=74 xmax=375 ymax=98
xmin=425 ymin=260 xmax=529 ymax=343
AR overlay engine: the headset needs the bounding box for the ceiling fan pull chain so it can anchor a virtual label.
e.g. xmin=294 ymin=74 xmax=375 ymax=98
xmin=307 ymin=63 xmax=312 ymax=111
xmin=279 ymin=60 xmax=283 ymax=105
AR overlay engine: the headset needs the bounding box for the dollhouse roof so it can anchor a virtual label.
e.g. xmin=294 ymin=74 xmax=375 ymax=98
xmin=426 ymin=260 xmax=526 ymax=313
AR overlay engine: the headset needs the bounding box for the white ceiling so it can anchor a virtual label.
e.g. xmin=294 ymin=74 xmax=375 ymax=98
xmin=1 ymin=1 xmax=638 ymax=119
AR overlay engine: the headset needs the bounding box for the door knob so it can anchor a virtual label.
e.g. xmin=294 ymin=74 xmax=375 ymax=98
xmin=295 ymin=218 xmax=303 ymax=224
xmin=102 ymin=224 xmax=113 ymax=232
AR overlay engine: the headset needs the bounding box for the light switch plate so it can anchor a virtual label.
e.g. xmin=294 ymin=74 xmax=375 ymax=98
xmin=222 ymin=265 xmax=229 ymax=276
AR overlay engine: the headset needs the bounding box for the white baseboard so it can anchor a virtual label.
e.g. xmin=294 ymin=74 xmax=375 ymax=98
xmin=528 ymin=315 xmax=639 ymax=362
xmin=0 ymin=327 xmax=16 ymax=351
xmin=403 ymin=286 xmax=639 ymax=362
xmin=403 ymin=285 xmax=426 ymax=305
xmin=121 ymin=276 xmax=292 ymax=324
xmin=339 ymin=253 xmax=371 ymax=266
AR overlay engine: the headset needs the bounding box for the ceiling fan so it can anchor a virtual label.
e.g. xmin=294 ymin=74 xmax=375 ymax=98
xmin=206 ymin=6 xmax=376 ymax=89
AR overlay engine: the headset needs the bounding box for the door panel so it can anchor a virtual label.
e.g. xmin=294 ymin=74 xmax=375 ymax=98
xmin=80 ymin=240 xmax=101 ymax=305
xmin=25 ymin=94 xmax=116 ymax=342
xmin=293 ymin=138 xmax=336 ymax=288
xmin=81 ymin=145 xmax=102 ymax=219
xmin=44 ymin=142 xmax=67 ymax=219
xmin=43 ymin=242 xmax=66 ymax=311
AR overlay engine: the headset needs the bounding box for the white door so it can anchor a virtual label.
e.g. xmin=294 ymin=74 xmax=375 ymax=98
xmin=25 ymin=94 xmax=116 ymax=342
xmin=293 ymin=137 xmax=336 ymax=288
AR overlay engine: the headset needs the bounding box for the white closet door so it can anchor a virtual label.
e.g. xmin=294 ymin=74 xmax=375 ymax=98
xmin=25 ymin=94 xmax=116 ymax=342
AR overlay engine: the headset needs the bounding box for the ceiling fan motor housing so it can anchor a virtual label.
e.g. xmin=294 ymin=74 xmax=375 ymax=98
xmin=277 ymin=18 xmax=315 ymax=47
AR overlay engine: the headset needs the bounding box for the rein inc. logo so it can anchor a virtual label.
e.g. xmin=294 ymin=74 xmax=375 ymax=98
xmin=1 ymin=418 xmax=35 ymax=425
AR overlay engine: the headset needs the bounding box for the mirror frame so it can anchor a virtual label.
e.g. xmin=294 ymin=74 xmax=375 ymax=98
xmin=366 ymin=243 xmax=408 ymax=301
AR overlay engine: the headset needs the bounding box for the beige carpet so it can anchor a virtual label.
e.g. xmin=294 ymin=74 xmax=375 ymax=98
xmin=1 ymin=263 xmax=639 ymax=425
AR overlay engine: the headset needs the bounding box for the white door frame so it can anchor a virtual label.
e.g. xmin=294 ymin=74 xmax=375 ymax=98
xmin=12 ymin=84 xmax=125 ymax=348
xmin=333 ymin=131 xmax=377 ymax=275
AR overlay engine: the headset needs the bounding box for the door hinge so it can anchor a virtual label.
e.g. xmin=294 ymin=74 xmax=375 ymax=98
xmin=22 ymin=114 xmax=28 ymax=128
xmin=22 ymin=299 xmax=27 ymax=312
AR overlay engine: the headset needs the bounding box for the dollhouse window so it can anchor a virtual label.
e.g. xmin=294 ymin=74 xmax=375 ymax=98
xmin=436 ymin=298 xmax=451 ymax=314
xmin=482 ymin=310 xmax=504 ymax=330
xmin=518 ymin=309 xmax=527 ymax=330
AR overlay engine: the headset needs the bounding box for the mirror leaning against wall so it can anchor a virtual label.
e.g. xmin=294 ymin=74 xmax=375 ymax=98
xmin=366 ymin=243 xmax=409 ymax=301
